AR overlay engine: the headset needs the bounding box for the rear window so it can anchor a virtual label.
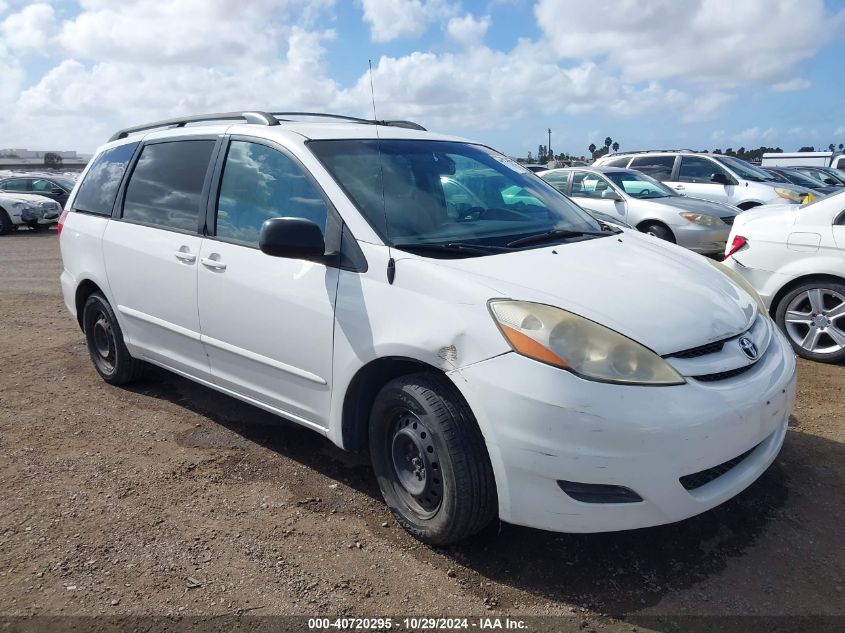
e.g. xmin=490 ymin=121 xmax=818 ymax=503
xmin=73 ymin=142 xmax=139 ymax=215
xmin=122 ymin=140 xmax=215 ymax=232
xmin=605 ymin=157 xmax=631 ymax=167
xmin=629 ymin=155 xmax=675 ymax=180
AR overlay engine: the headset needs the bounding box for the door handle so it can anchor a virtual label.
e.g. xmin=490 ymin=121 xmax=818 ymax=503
xmin=174 ymin=251 xmax=196 ymax=263
xmin=201 ymin=257 xmax=227 ymax=271
xmin=673 ymin=185 xmax=685 ymax=190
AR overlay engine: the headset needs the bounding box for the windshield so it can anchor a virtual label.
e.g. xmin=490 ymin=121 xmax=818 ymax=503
xmin=820 ymin=168 xmax=845 ymax=186
xmin=309 ymin=139 xmax=602 ymax=251
xmin=604 ymin=170 xmax=675 ymax=198
xmin=711 ymin=155 xmax=777 ymax=182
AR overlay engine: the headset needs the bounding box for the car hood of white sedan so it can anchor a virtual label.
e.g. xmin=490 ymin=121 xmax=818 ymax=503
xmin=421 ymin=231 xmax=756 ymax=356
xmin=639 ymin=195 xmax=740 ymax=216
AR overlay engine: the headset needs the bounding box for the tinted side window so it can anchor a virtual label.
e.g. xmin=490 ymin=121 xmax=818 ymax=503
xmin=74 ymin=143 xmax=139 ymax=215
xmin=541 ymin=171 xmax=571 ymax=191
xmin=571 ymin=172 xmax=611 ymax=198
xmin=123 ymin=140 xmax=215 ymax=232
xmin=629 ymin=156 xmax=675 ymax=180
xmin=1 ymin=178 xmax=30 ymax=191
xmin=605 ymin=157 xmax=631 ymax=167
xmin=32 ymin=179 xmax=55 ymax=192
xmin=215 ymin=141 xmax=328 ymax=246
xmin=678 ymin=156 xmax=729 ymax=183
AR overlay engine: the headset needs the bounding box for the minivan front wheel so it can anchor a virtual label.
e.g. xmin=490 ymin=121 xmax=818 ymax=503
xmin=82 ymin=293 xmax=147 ymax=384
xmin=369 ymin=373 xmax=497 ymax=545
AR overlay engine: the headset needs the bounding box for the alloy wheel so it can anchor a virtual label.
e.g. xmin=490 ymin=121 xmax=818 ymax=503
xmin=783 ymin=288 xmax=845 ymax=355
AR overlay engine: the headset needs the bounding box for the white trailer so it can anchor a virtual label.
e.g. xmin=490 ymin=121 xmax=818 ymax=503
xmin=761 ymin=152 xmax=845 ymax=169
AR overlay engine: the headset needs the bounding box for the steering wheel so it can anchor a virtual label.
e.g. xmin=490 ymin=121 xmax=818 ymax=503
xmin=637 ymin=189 xmax=652 ymax=197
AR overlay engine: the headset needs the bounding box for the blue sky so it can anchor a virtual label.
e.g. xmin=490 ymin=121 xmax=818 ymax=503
xmin=1 ymin=0 xmax=844 ymax=157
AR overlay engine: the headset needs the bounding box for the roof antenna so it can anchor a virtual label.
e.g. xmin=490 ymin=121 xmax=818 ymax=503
xmin=369 ymin=59 xmax=395 ymax=284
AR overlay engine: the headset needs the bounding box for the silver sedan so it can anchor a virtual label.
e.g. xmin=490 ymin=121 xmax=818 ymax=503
xmin=539 ymin=166 xmax=739 ymax=255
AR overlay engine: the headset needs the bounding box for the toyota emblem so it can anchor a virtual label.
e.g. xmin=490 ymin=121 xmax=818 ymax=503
xmin=739 ymin=337 xmax=758 ymax=360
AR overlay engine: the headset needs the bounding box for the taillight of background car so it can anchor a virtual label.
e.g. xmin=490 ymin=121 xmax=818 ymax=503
xmin=724 ymin=235 xmax=747 ymax=260
xmin=56 ymin=209 xmax=69 ymax=235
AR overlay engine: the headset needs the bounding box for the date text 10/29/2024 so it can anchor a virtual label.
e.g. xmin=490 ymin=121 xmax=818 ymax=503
xmin=308 ymin=617 xmax=528 ymax=630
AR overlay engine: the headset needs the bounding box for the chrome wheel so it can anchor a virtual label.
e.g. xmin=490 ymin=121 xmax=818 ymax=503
xmin=389 ymin=411 xmax=443 ymax=519
xmin=783 ymin=288 xmax=845 ymax=355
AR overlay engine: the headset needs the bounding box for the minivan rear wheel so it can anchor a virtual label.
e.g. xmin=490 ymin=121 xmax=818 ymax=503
xmin=82 ymin=293 xmax=147 ymax=384
xmin=369 ymin=373 xmax=497 ymax=545
xmin=775 ymin=281 xmax=845 ymax=363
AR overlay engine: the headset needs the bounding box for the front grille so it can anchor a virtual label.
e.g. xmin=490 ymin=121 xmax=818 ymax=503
xmin=692 ymin=364 xmax=754 ymax=382
xmin=680 ymin=444 xmax=758 ymax=490
xmin=670 ymin=339 xmax=726 ymax=359
xmin=721 ymin=216 xmax=735 ymax=225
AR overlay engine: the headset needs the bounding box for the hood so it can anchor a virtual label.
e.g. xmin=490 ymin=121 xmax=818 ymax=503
xmin=640 ymin=195 xmax=740 ymax=216
xmin=731 ymin=204 xmax=798 ymax=233
xmin=0 ymin=192 xmax=55 ymax=206
xmin=404 ymin=231 xmax=756 ymax=356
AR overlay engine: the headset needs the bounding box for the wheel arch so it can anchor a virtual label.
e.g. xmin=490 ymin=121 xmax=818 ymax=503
xmin=74 ymin=278 xmax=105 ymax=330
xmin=341 ymin=356 xmax=450 ymax=452
xmin=769 ymin=273 xmax=845 ymax=317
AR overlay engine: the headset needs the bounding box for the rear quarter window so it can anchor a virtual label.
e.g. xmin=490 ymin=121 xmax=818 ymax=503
xmin=629 ymin=156 xmax=676 ymax=180
xmin=73 ymin=142 xmax=139 ymax=215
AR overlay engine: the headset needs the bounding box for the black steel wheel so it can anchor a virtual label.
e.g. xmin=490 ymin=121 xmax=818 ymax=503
xmin=369 ymin=372 xmax=497 ymax=545
xmin=82 ymin=292 xmax=147 ymax=384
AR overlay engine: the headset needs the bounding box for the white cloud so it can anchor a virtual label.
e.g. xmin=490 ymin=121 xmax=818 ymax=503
xmin=360 ymin=0 xmax=456 ymax=42
xmin=446 ymin=13 xmax=490 ymax=46
xmin=0 ymin=3 xmax=57 ymax=52
xmin=772 ymin=78 xmax=811 ymax=92
xmin=731 ymin=127 xmax=779 ymax=145
xmin=535 ymin=0 xmax=842 ymax=87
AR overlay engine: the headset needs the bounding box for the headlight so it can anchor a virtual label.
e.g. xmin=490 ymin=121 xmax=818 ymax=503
xmin=708 ymin=259 xmax=767 ymax=316
xmin=679 ymin=212 xmax=723 ymax=227
xmin=775 ymin=187 xmax=813 ymax=205
xmin=488 ymin=300 xmax=685 ymax=385
xmin=38 ymin=200 xmax=58 ymax=209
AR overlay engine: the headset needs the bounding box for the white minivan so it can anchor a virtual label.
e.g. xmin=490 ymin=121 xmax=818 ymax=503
xmin=59 ymin=112 xmax=797 ymax=545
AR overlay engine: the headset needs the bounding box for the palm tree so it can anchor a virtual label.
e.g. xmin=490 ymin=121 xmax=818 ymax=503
xmin=588 ymin=143 xmax=597 ymax=157
xmin=612 ymin=141 xmax=619 ymax=153
xmin=839 ymin=143 xmax=844 ymax=151
xmin=604 ymin=137 xmax=613 ymax=150
xmin=829 ymin=143 xmax=835 ymax=152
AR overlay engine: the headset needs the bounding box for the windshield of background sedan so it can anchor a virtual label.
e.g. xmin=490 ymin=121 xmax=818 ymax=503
xmin=604 ymin=171 xmax=676 ymax=199
xmin=712 ymin=155 xmax=777 ymax=182
xmin=309 ymin=139 xmax=603 ymax=253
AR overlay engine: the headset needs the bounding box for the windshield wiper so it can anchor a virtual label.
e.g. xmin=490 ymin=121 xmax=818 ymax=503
xmin=506 ymin=228 xmax=600 ymax=248
xmin=392 ymin=242 xmax=509 ymax=256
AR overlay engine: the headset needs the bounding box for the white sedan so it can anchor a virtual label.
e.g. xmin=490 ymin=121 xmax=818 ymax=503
xmin=0 ymin=191 xmax=63 ymax=234
xmin=724 ymin=191 xmax=845 ymax=363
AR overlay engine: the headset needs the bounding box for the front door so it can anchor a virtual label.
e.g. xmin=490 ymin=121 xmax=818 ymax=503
xmin=569 ymin=171 xmax=627 ymax=219
xmin=197 ymin=138 xmax=338 ymax=428
xmin=673 ymin=155 xmax=734 ymax=203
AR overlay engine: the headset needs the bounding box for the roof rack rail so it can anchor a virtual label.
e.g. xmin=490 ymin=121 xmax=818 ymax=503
xmin=269 ymin=112 xmax=426 ymax=131
xmin=607 ymin=148 xmax=701 ymax=157
xmin=108 ymin=111 xmax=278 ymax=142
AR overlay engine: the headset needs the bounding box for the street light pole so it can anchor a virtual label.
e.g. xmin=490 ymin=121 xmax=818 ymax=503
xmin=548 ymin=128 xmax=552 ymax=162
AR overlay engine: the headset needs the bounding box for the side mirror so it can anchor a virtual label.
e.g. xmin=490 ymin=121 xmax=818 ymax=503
xmin=601 ymin=189 xmax=622 ymax=201
xmin=823 ymin=178 xmax=838 ymax=186
xmin=711 ymin=173 xmax=731 ymax=185
xmin=259 ymin=217 xmax=326 ymax=260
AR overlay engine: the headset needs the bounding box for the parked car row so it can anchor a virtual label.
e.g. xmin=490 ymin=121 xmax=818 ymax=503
xmin=0 ymin=172 xmax=76 ymax=234
xmin=58 ymin=110 xmax=799 ymax=547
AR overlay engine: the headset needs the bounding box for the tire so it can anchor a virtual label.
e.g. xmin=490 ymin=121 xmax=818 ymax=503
xmin=369 ymin=373 xmax=497 ymax=546
xmin=0 ymin=208 xmax=13 ymax=235
xmin=639 ymin=222 xmax=675 ymax=243
xmin=774 ymin=280 xmax=845 ymax=363
xmin=738 ymin=202 xmax=761 ymax=211
xmin=82 ymin=292 xmax=147 ymax=384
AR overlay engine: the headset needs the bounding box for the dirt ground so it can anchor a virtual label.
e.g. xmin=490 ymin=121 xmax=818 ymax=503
xmin=1 ymin=229 xmax=843 ymax=632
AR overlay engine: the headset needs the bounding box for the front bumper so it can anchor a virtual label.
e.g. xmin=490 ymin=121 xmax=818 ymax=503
xmin=674 ymin=223 xmax=730 ymax=254
xmin=450 ymin=326 xmax=797 ymax=533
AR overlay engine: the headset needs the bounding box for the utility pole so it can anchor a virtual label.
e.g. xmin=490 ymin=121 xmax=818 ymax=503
xmin=548 ymin=128 xmax=552 ymax=162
